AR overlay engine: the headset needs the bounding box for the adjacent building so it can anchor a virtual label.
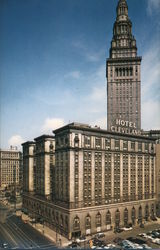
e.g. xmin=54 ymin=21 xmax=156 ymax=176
xmin=0 ymin=147 xmax=22 ymax=189
xmin=107 ymin=0 xmax=141 ymax=131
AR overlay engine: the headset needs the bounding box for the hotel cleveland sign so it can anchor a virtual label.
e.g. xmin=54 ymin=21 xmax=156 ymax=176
xmin=111 ymin=119 xmax=141 ymax=135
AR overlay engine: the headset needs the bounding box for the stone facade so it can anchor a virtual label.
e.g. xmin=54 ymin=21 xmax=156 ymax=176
xmin=107 ymin=0 xmax=141 ymax=131
xmin=0 ymin=147 xmax=22 ymax=188
xmin=22 ymin=135 xmax=55 ymax=200
xmin=23 ymin=123 xmax=156 ymax=239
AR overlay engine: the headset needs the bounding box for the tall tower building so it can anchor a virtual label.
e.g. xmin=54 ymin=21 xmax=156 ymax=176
xmin=107 ymin=0 xmax=141 ymax=131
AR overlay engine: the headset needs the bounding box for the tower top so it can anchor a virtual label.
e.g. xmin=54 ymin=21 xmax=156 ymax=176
xmin=116 ymin=0 xmax=128 ymax=21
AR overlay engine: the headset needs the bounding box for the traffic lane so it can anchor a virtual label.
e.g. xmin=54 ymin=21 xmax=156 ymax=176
xmin=7 ymin=215 xmax=56 ymax=248
xmin=10 ymin=216 xmax=54 ymax=246
xmin=0 ymin=223 xmax=16 ymax=249
xmin=5 ymin=219 xmax=37 ymax=249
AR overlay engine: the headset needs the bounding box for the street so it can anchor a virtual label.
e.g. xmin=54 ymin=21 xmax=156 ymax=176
xmin=0 ymin=214 xmax=56 ymax=249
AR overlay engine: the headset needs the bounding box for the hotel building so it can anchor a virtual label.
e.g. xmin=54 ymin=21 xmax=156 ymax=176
xmin=23 ymin=123 xmax=156 ymax=239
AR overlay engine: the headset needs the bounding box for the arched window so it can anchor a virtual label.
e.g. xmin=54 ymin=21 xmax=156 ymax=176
xmin=73 ymin=216 xmax=80 ymax=230
xmin=145 ymin=205 xmax=149 ymax=221
xmin=96 ymin=212 xmax=101 ymax=227
xmin=49 ymin=143 xmax=54 ymax=151
xmin=138 ymin=206 xmax=142 ymax=224
xmin=132 ymin=207 xmax=136 ymax=225
xmin=106 ymin=210 xmax=111 ymax=225
xmin=151 ymin=204 xmax=155 ymax=218
xmin=85 ymin=214 xmax=91 ymax=229
xmin=124 ymin=208 xmax=128 ymax=226
xmin=115 ymin=209 xmax=120 ymax=229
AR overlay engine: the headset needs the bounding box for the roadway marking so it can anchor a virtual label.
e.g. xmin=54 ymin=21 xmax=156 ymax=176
xmin=0 ymin=223 xmax=18 ymax=247
xmin=7 ymin=217 xmax=40 ymax=248
xmin=4 ymin=223 xmax=28 ymax=248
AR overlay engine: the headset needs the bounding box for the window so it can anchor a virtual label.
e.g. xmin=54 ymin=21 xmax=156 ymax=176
xmin=95 ymin=137 xmax=101 ymax=149
xmin=84 ymin=136 xmax=91 ymax=148
xmin=96 ymin=212 xmax=101 ymax=227
xmin=115 ymin=140 xmax=120 ymax=150
xmin=85 ymin=215 xmax=91 ymax=229
xmin=138 ymin=142 xmax=142 ymax=151
xmin=73 ymin=216 xmax=80 ymax=230
xmin=106 ymin=211 xmax=111 ymax=225
xmin=123 ymin=141 xmax=128 ymax=150
xmin=74 ymin=134 xmax=79 ymax=147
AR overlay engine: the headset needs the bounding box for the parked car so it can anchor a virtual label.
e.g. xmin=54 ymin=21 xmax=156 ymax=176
xmin=95 ymin=232 xmax=105 ymax=238
xmin=68 ymin=242 xmax=80 ymax=248
xmin=2 ymin=243 xmax=8 ymax=249
xmin=142 ymin=244 xmax=152 ymax=249
xmin=138 ymin=233 xmax=147 ymax=238
xmin=122 ymin=227 xmax=133 ymax=231
xmin=127 ymin=237 xmax=146 ymax=245
xmin=152 ymin=238 xmax=160 ymax=245
xmin=114 ymin=228 xmax=124 ymax=233
xmin=113 ymin=237 xmax=123 ymax=245
xmin=76 ymin=235 xmax=86 ymax=243
xmin=151 ymin=216 xmax=158 ymax=221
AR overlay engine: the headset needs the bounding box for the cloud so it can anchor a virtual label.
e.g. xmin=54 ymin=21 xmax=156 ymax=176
xmin=141 ymin=41 xmax=160 ymax=130
xmin=147 ymin=0 xmax=160 ymax=15
xmin=41 ymin=118 xmax=65 ymax=134
xmin=86 ymin=50 xmax=105 ymax=62
xmin=91 ymin=117 xmax=107 ymax=129
xmin=90 ymin=86 xmax=106 ymax=101
xmin=65 ymin=71 xmax=81 ymax=79
xmin=142 ymin=100 xmax=160 ymax=130
xmin=72 ymin=39 xmax=105 ymax=62
xmin=8 ymin=135 xmax=24 ymax=149
xmin=141 ymin=42 xmax=160 ymax=100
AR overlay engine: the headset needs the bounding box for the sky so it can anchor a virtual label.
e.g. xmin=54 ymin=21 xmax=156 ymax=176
xmin=0 ymin=0 xmax=160 ymax=149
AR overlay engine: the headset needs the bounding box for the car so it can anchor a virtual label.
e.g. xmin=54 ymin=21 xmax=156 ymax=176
xmin=113 ymin=237 xmax=123 ymax=245
xmin=138 ymin=233 xmax=147 ymax=238
xmin=122 ymin=227 xmax=133 ymax=231
xmin=95 ymin=233 xmax=105 ymax=238
xmin=76 ymin=235 xmax=86 ymax=243
xmin=2 ymin=243 xmax=8 ymax=249
xmin=151 ymin=231 xmax=160 ymax=237
xmin=107 ymin=244 xmax=116 ymax=248
xmin=68 ymin=242 xmax=80 ymax=248
xmin=127 ymin=237 xmax=146 ymax=245
xmin=152 ymin=238 xmax=160 ymax=244
xmin=91 ymin=246 xmax=97 ymax=249
xmin=142 ymin=244 xmax=152 ymax=249
xmin=151 ymin=216 xmax=158 ymax=221
xmin=114 ymin=228 xmax=124 ymax=233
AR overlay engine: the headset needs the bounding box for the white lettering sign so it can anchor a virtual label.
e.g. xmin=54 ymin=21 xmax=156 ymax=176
xmin=111 ymin=119 xmax=141 ymax=135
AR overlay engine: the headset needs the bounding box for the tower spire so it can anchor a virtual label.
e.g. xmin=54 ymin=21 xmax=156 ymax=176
xmin=116 ymin=0 xmax=128 ymax=20
xmin=106 ymin=0 xmax=142 ymax=131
